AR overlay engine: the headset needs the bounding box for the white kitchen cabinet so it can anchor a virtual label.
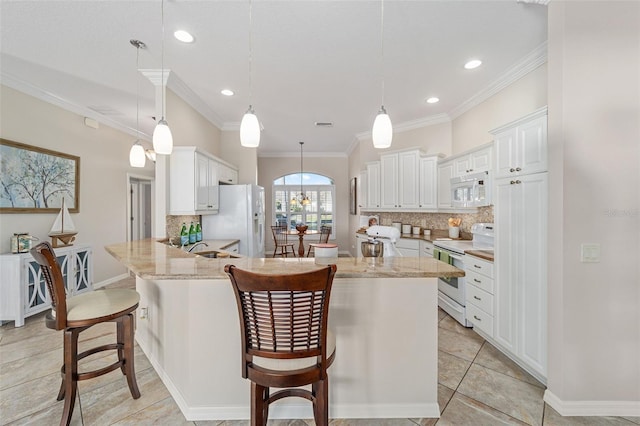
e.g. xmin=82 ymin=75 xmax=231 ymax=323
xmin=380 ymin=150 xmax=421 ymax=209
xmin=437 ymin=160 xmax=454 ymax=209
xmin=494 ymin=172 xmax=548 ymax=379
xmin=358 ymin=170 xmax=368 ymax=211
xmin=453 ymin=146 xmax=492 ymax=176
xmin=170 ymin=147 xmax=219 ymax=215
xmin=492 ymin=107 xmax=547 ymax=179
xmin=420 ymin=240 xmax=435 ymax=258
xmin=396 ymin=238 xmax=419 ymax=257
xmin=419 ymin=156 xmax=438 ymax=209
xmin=465 ymin=255 xmax=495 ymax=338
xmin=0 ymin=245 xmax=93 ymax=327
xmin=217 ymin=162 xmax=238 ymax=185
xmin=366 ymin=161 xmax=381 ymax=209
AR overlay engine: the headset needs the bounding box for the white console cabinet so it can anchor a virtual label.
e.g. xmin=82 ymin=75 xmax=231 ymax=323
xmin=0 ymin=244 xmax=93 ymax=327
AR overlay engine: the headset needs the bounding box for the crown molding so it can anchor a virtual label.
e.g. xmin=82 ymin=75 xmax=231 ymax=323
xmin=139 ymin=69 xmax=170 ymax=86
xmin=165 ymin=72 xmax=225 ymax=129
xmin=449 ymin=41 xmax=548 ymax=120
xmin=1 ymin=69 xmax=151 ymax=141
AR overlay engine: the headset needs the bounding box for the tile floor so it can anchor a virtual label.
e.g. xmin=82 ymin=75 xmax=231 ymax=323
xmin=1 ymin=276 xmax=638 ymax=426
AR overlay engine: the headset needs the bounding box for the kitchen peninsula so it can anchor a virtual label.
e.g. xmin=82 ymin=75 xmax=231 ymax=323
xmin=106 ymin=239 xmax=463 ymax=421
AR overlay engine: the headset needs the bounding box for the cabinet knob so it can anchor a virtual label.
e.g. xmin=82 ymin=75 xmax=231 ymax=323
xmin=510 ymin=180 xmax=516 ymax=185
xmin=473 ymin=278 xmax=481 ymax=283
xmin=516 ymin=180 xmax=521 ymax=184
xmin=474 ymin=265 xmax=482 ymax=269
xmin=516 ymin=167 xmax=522 ymax=172
xmin=473 ymin=315 xmax=482 ymax=322
xmin=473 ymin=295 xmax=481 ymax=301
xmin=509 ymin=168 xmax=516 ymax=173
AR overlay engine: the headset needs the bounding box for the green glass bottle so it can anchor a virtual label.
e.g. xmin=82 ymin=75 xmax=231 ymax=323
xmin=195 ymin=222 xmax=202 ymax=242
xmin=188 ymin=222 xmax=196 ymax=244
xmin=180 ymin=223 xmax=189 ymax=246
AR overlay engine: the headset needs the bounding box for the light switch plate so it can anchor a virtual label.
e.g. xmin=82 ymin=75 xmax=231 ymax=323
xmin=580 ymin=243 xmax=600 ymax=263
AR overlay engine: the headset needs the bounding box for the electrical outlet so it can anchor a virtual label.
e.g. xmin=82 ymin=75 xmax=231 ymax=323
xmin=139 ymin=307 xmax=148 ymax=319
xmin=580 ymin=244 xmax=600 ymax=263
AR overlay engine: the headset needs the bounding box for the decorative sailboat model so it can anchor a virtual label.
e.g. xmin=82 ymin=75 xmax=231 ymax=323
xmin=49 ymin=198 xmax=78 ymax=248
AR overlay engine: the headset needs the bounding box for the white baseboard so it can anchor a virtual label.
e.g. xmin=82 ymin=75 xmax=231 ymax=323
xmin=544 ymin=389 xmax=640 ymax=417
xmin=93 ymin=272 xmax=130 ymax=289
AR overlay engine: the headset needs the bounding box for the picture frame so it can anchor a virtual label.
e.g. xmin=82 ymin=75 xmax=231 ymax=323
xmin=0 ymin=139 xmax=80 ymax=213
xmin=349 ymin=177 xmax=357 ymax=215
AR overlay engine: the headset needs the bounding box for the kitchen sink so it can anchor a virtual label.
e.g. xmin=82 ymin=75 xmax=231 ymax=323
xmin=194 ymin=250 xmax=241 ymax=259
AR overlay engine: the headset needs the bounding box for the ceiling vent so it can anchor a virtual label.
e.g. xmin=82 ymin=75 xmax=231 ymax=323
xmin=315 ymin=122 xmax=334 ymax=127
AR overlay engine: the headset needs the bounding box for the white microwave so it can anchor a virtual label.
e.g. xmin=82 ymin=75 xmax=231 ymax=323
xmin=451 ymin=171 xmax=492 ymax=208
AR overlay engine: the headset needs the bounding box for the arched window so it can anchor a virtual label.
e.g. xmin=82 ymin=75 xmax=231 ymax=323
xmin=273 ymin=173 xmax=335 ymax=237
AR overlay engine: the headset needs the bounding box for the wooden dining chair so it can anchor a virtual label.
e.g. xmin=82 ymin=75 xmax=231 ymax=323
xmin=271 ymin=225 xmax=296 ymax=257
xmin=224 ymin=264 xmax=337 ymax=426
xmin=306 ymin=225 xmax=332 ymax=257
xmin=30 ymin=241 xmax=141 ymax=426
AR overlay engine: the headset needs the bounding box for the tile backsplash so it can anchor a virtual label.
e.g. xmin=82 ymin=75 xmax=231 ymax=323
xmin=361 ymin=206 xmax=493 ymax=235
xmin=166 ymin=215 xmax=201 ymax=241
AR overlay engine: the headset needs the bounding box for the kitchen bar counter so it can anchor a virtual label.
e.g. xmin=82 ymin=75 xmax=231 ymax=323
xmin=105 ymin=238 xmax=460 ymax=421
xmin=105 ymin=238 xmax=463 ymax=281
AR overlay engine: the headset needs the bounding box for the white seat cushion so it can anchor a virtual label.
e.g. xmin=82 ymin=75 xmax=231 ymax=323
xmin=66 ymin=289 xmax=140 ymax=322
xmin=252 ymin=330 xmax=336 ymax=371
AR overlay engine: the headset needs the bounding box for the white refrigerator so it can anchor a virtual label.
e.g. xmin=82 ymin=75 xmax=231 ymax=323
xmin=202 ymin=184 xmax=265 ymax=257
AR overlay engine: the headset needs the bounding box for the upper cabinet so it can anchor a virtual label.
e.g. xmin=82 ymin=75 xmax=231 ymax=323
xmin=437 ymin=144 xmax=492 ymax=209
xmin=364 ymin=150 xmax=440 ymax=212
xmin=170 ymin=147 xmax=239 ymax=215
xmin=217 ymin=162 xmax=238 ymax=185
xmin=381 ymin=150 xmax=421 ymax=209
xmin=358 ymin=169 xmax=368 ymax=211
xmin=366 ymin=161 xmax=381 ymax=209
xmin=492 ymin=107 xmax=547 ymax=178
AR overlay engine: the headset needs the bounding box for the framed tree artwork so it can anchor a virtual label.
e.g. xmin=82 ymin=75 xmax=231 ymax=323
xmin=349 ymin=177 xmax=357 ymax=215
xmin=0 ymin=139 xmax=80 ymax=213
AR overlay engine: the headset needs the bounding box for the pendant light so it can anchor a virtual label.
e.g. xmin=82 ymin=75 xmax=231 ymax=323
xmin=290 ymin=142 xmax=310 ymax=206
xmin=152 ymin=0 xmax=173 ymax=155
xmin=240 ymin=0 xmax=261 ymax=147
xmin=372 ymin=0 xmax=393 ymax=149
xmin=129 ymin=39 xmax=147 ymax=168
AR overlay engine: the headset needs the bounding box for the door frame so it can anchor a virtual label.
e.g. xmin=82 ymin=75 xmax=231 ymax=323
xmin=126 ymin=173 xmax=155 ymax=241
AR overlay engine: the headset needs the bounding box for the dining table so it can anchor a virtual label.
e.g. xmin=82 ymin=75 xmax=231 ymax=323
xmin=287 ymin=228 xmax=319 ymax=257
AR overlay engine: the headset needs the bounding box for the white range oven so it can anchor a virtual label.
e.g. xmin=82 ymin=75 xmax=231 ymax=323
xmin=434 ymin=223 xmax=494 ymax=327
xmin=434 ymin=239 xmax=474 ymax=327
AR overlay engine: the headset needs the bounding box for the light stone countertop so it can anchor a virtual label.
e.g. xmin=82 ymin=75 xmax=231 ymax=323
xmin=105 ymin=239 xmax=464 ymax=280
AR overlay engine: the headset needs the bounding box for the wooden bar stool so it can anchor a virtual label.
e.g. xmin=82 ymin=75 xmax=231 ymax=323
xmin=30 ymin=241 xmax=141 ymax=426
xmin=224 ymin=264 xmax=337 ymax=426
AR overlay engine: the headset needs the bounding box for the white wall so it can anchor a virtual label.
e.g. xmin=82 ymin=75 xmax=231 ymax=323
xmin=0 ymin=85 xmax=153 ymax=283
xmin=220 ymin=129 xmax=259 ymax=185
xmin=258 ymin=155 xmax=349 ymax=253
xmin=451 ymin=64 xmax=548 ymax=155
xmin=546 ymin=0 xmax=640 ymax=412
xmin=166 ymin=90 xmax=221 ymax=155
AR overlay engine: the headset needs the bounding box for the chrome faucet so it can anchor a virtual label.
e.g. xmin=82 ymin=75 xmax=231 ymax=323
xmin=187 ymin=242 xmax=209 ymax=252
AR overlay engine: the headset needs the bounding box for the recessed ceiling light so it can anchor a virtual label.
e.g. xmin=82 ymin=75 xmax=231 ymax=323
xmin=174 ymin=30 xmax=194 ymax=43
xmin=221 ymin=89 xmax=234 ymax=96
xmin=464 ymin=59 xmax=482 ymax=70
xmin=426 ymin=97 xmax=439 ymax=104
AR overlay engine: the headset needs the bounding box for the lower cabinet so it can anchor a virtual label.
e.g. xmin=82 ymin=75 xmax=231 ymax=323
xmin=396 ymin=238 xmax=419 ymax=256
xmin=465 ymin=255 xmax=495 ymax=338
xmin=0 ymin=245 xmax=93 ymax=327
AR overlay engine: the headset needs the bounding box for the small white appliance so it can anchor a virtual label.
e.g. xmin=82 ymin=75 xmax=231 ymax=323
xmin=202 ymin=184 xmax=265 ymax=257
xmin=451 ymin=171 xmax=492 ymax=208
xmin=366 ymin=225 xmax=401 ymax=257
xmin=434 ymin=223 xmax=494 ymax=326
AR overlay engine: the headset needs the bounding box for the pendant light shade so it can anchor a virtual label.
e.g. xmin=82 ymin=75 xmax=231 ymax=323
xmin=240 ymin=106 xmax=260 ymax=147
xmin=372 ymin=0 xmax=393 ymax=149
xmin=240 ymin=0 xmax=260 ymax=147
xmin=153 ymin=0 xmax=173 ymax=155
xmin=153 ymin=119 xmax=173 ymax=154
xmin=129 ymin=141 xmax=146 ymax=168
xmin=372 ymin=106 xmax=393 ymax=149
